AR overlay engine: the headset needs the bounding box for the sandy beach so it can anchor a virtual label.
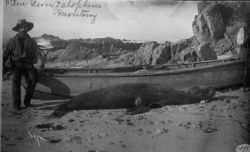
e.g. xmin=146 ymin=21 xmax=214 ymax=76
xmin=1 ymin=80 xmax=249 ymax=152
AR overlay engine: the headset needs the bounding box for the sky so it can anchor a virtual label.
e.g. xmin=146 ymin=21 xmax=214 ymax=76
xmin=3 ymin=0 xmax=198 ymax=43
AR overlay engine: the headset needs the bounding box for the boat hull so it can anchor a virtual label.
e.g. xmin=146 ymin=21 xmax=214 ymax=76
xmin=22 ymin=60 xmax=248 ymax=99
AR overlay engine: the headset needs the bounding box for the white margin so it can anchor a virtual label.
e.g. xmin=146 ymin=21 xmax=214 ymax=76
xmin=0 ymin=0 xmax=3 ymax=150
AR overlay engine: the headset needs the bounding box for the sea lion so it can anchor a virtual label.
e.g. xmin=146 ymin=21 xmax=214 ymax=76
xmin=50 ymin=83 xmax=215 ymax=118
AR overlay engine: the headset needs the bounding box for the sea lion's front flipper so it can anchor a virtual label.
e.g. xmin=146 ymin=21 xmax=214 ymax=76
xmin=126 ymin=97 xmax=142 ymax=114
xmin=49 ymin=110 xmax=66 ymax=118
xmin=126 ymin=106 xmax=151 ymax=115
xmin=126 ymin=97 xmax=153 ymax=115
xmin=49 ymin=102 xmax=70 ymax=118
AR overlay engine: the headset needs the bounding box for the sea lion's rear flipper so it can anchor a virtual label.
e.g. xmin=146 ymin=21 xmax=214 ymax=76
xmin=126 ymin=97 xmax=153 ymax=115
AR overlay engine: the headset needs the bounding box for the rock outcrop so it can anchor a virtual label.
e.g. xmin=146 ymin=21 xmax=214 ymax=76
xmin=133 ymin=41 xmax=159 ymax=65
xmin=179 ymin=47 xmax=197 ymax=62
xmin=114 ymin=52 xmax=136 ymax=65
xmin=132 ymin=42 xmax=172 ymax=66
xmin=196 ymin=43 xmax=217 ymax=61
xmin=213 ymin=38 xmax=234 ymax=55
xmin=151 ymin=43 xmax=171 ymax=65
xmin=40 ymin=2 xmax=250 ymax=68
xmin=193 ymin=1 xmax=250 ymax=45
xmin=171 ymin=38 xmax=192 ymax=58
xmin=193 ymin=3 xmax=228 ymax=43
xmin=191 ymin=1 xmax=250 ymax=61
xmin=170 ymin=36 xmax=199 ymax=63
xmin=44 ymin=37 xmax=142 ymax=67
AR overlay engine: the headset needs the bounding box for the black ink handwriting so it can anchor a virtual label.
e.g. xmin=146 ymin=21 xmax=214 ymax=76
xmin=53 ymin=8 xmax=97 ymax=24
xmin=5 ymin=0 xmax=28 ymax=7
xmin=5 ymin=0 xmax=100 ymax=24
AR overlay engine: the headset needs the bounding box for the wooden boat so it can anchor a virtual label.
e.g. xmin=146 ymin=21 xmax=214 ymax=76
xmin=22 ymin=58 xmax=249 ymax=99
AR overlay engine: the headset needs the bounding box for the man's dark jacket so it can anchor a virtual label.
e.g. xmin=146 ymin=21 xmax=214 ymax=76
xmin=3 ymin=33 xmax=39 ymax=78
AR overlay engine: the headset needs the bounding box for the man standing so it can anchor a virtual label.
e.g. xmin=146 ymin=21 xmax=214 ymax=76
xmin=237 ymin=14 xmax=250 ymax=91
xmin=3 ymin=19 xmax=42 ymax=110
xmin=243 ymin=17 xmax=250 ymax=49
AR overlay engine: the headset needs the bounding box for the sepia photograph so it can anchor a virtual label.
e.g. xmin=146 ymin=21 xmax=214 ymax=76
xmin=1 ymin=0 xmax=250 ymax=152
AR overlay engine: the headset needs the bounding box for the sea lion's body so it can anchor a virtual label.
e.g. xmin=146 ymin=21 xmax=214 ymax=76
xmin=51 ymin=83 xmax=215 ymax=117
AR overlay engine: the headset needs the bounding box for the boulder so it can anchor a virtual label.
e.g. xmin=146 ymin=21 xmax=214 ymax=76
xmin=213 ymin=38 xmax=234 ymax=55
xmin=192 ymin=14 xmax=212 ymax=43
xmin=171 ymin=38 xmax=192 ymax=57
xmin=131 ymin=41 xmax=172 ymax=66
xmin=151 ymin=43 xmax=171 ymax=65
xmin=170 ymin=37 xmax=199 ymax=63
xmin=179 ymin=46 xmax=197 ymax=62
xmin=196 ymin=43 xmax=217 ymax=61
xmin=192 ymin=3 xmax=227 ymax=43
xmin=204 ymin=4 xmax=226 ymax=39
xmin=133 ymin=42 xmax=159 ymax=65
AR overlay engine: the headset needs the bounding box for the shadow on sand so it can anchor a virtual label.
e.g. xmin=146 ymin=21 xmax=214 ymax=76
xmin=22 ymin=73 xmax=72 ymax=100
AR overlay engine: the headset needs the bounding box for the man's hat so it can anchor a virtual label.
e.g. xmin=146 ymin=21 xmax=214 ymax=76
xmin=12 ymin=19 xmax=34 ymax=32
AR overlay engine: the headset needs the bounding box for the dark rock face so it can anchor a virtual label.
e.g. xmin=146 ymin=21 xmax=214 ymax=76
xmin=151 ymin=43 xmax=171 ymax=65
xmin=213 ymin=38 xmax=234 ymax=55
xmin=204 ymin=4 xmax=226 ymax=40
xmin=133 ymin=41 xmax=159 ymax=65
xmin=196 ymin=43 xmax=217 ymax=61
xmin=179 ymin=47 xmax=198 ymax=62
xmin=170 ymin=37 xmax=199 ymax=63
xmin=193 ymin=1 xmax=250 ymax=45
xmin=192 ymin=14 xmax=211 ymax=43
xmin=171 ymin=38 xmax=192 ymax=58
xmin=193 ymin=3 xmax=227 ymax=43
xmin=132 ymin=42 xmax=172 ymax=66
xmin=191 ymin=1 xmax=250 ymax=62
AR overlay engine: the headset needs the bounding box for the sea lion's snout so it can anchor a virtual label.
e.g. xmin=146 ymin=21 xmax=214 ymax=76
xmin=199 ymin=87 xmax=216 ymax=103
xmin=207 ymin=87 xmax=216 ymax=99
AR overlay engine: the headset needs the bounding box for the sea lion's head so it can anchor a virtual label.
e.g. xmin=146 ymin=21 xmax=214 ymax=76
xmin=187 ymin=86 xmax=215 ymax=101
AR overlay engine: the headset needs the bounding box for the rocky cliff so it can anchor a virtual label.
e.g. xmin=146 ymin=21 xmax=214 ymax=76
xmin=40 ymin=1 xmax=249 ymax=68
xmin=44 ymin=39 xmax=172 ymax=67
xmin=193 ymin=2 xmax=249 ymax=51
xmin=172 ymin=1 xmax=249 ymax=63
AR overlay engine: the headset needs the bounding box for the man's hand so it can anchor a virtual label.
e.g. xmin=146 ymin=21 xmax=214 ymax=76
xmin=34 ymin=62 xmax=44 ymax=72
xmin=34 ymin=50 xmax=45 ymax=72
